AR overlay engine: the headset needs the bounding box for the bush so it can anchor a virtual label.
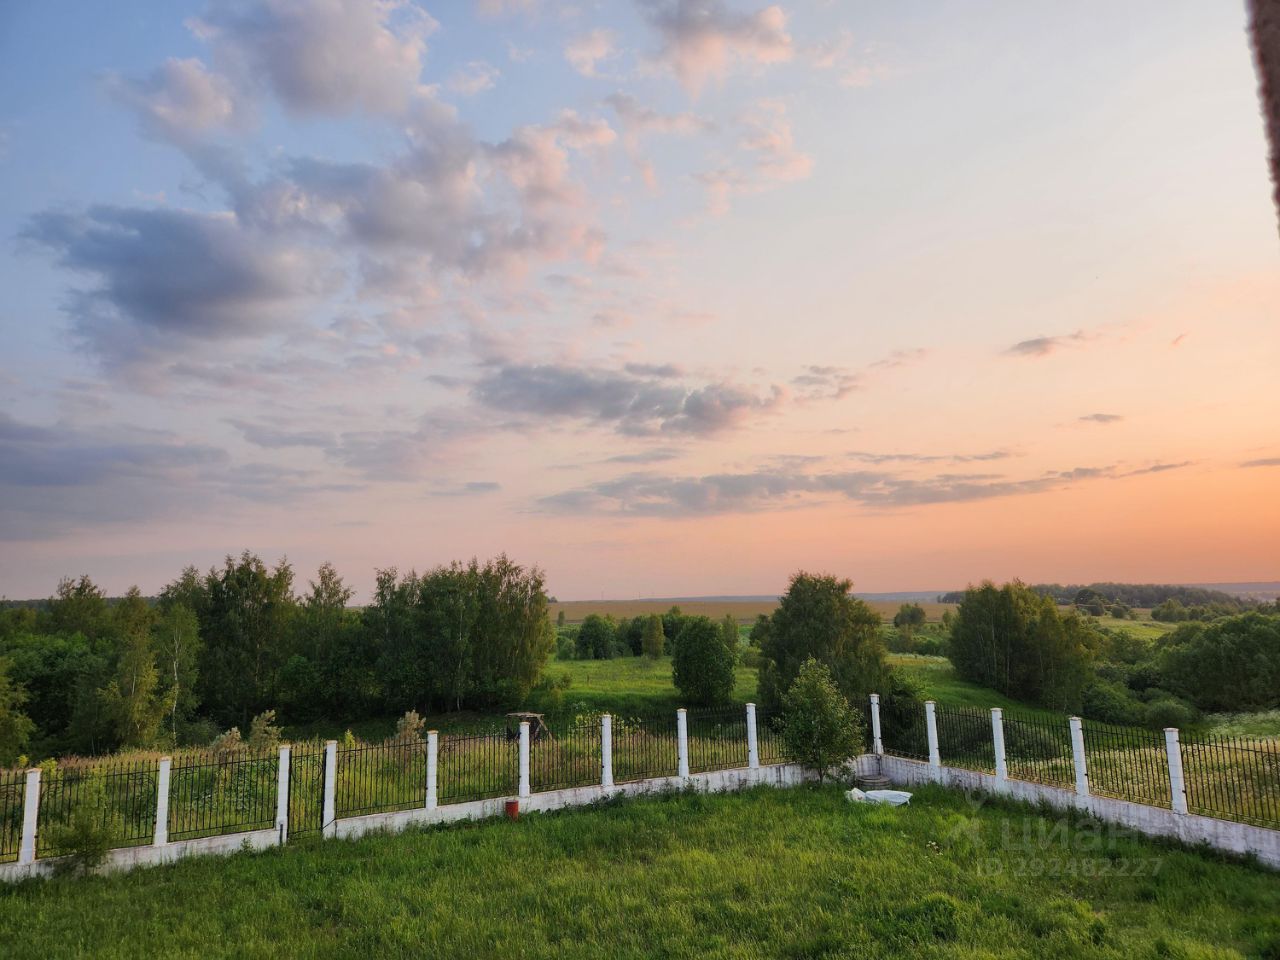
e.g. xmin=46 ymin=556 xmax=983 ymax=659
xmin=780 ymin=659 xmax=863 ymax=781
xmin=1081 ymin=681 xmax=1144 ymax=726
xmin=1143 ymin=697 xmax=1199 ymax=731
xmin=47 ymin=769 xmax=116 ymax=875
xmin=247 ymin=710 xmax=282 ymax=752
xmin=641 ymin=615 xmax=664 ymax=659
xmin=1003 ymin=723 xmax=1064 ymax=761
xmin=672 ymin=617 xmax=735 ymax=706
xmin=554 ymin=633 xmax=575 ymax=661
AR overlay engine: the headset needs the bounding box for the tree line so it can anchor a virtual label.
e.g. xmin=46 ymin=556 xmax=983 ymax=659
xmin=0 ymin=553 xmax=553 ymax=764
xmin=947 ymin=580 xmax=1280 ymax=728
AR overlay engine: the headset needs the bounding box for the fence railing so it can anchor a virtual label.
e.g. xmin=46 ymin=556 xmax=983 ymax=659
xmin=872 ymin=695 xmax=1280 ymax=831
xmin=4 ymin=703 xmax=790 ymax=869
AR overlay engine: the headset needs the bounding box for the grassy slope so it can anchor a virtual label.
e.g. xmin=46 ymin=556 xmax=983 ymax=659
xmin=2 ymin=786 xmax=1276 ymax=959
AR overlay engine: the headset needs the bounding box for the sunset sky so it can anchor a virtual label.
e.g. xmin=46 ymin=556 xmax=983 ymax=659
xmin=1 ymin=0 xmax=1277 ymax=601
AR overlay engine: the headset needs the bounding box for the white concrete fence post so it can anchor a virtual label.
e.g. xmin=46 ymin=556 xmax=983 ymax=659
xmin=676 ymin=708 xmax=690 ymax=779
xmin=518 ymin=721 xmax=531 ymax=799
xmin=1069 ymin=717 xmax=1089 ymax=798
xmin=745 ymin=703 xmax=759 ymax=770
xmin=1165 ymin=727 xmax=1189 ymax=815
xmin=275 ymin=745 xmax=291 ymax=844
xmin=601 ymin=715 xmax=614 ymax=789
xmin=154 ymin=757 xmax=171 ymax=847
xmin=18 ymin=768 xmax=40 ymax=866
xmin=322 ymin=740 xmax=338 ymax=838
xmin=869 ymin=694 xmax=883 ymax=756
xmin=991 ymin=708 xmax=1008 ymax=782
xmin=924 ymin=700 xmax=941 ymax=773
xmin=425 ymin=731 xmax=438 ymax=811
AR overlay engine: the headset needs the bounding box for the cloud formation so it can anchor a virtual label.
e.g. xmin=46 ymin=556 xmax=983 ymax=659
xmin=540 ymin=459 xmax=1192 ymax=517
xmin=1003 ymin=331 xmax=1089 ymax=357
xmin=1079 ymin=413 xmax=1123 ymax=424
xmin=473 ymin=363 xmax=782 ymax=436
xmin=565 ymin=29 xmax=619 ymax=77
xmin=639 ymin=0 xmax=793 ymax=95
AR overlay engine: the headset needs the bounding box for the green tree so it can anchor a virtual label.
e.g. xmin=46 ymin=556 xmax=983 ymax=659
xmin=642 ymin=614 xmax=665 ymax=659
xmin=1156 ymin=613 xmax=1280 ymax=711
xmin=198 ymin=552 xmax=297 ymax=726
xmin=719 ymin=615 xmax=740 ymax=663
xmin=576 ymin=614 xmax=617 ymax=660
xmin=672 ymin=616 xmax=735 ymax=706
xmin=756 ymin=572 xmax=889 ymax=715
xmin=0 ymin=657 xmax=35 ymax=765
xmin=48 ymin=575 xmax=109 ymax=642
xmin=893 ymin=603 xmax=927 ymax=630
xmin=949 ymin=581 xmax=1099 ymax=711
xmin=780 ymin=659 xmax=863 ymax=782
xmin=153 ymin=603 xmax=201 ymax=740
xmin=98 ymin=588 xmax=167 ymax=749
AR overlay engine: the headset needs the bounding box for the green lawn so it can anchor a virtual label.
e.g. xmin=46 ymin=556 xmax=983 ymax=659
xmin=536 ymin=655 xmax=758 ymax=716
xmin=2 ymin=785 xmax=1276 ymax=959
xmin=888 ymin=655 xmax=1063 ymax=719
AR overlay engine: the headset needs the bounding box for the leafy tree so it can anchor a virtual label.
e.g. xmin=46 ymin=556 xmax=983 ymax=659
xmin=756 ymin=572 xmax=889 ymax=715
xmin=662 ymin=606 xmax=687 ymax=654
xmin=48 ymin=575 xmax=109 ymax=642
xmin=616 ymin=616 xmax=646 ymax=656
xmin=1156 ymin=613 xmax=1280 ymax=711
xmin=0 ymin=658 xmax=35 ymax=765
xmin=153 ymin=603 xmax=201 ymax=740
xmin=198 ymin=552 xmax=297 ymax=726
xmin=98 ymin=589 xmax=167 ymax=749
xmin=556 ymin=610 xmax=566 ymax=628
xmin=893 ymin=603 xmax=927 ymax=629
xmin=719 ymin=615 xmax=740 ymax=663
xmin=780 ymin=659 xmax=863 ymax=782
xmin=948 ymin=581 xmax=1099 ymax=711
xmin=642 ymin=614 xmax=665 ymax=659
xmin=672 ymin=616 xmax=735 ymax=706
xmin=575 ymin=614 xmax=617 ymax=660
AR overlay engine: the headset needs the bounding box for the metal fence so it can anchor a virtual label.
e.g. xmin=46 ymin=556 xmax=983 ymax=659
xmin=1000 ymin=710 xmax=1075 ymax=788
xmin=168 ymin=750 xmax=277 ymax=843
xmin=687 ymin=708 xmax=749 ymax=774
xmin=0 ymin=769 xmax=24 ymax=863
xmin=881 ymin=698 xmax=928 ymax=761
xmin=611 ymin=714 xmax=679 ymax=783
xmin=336 ymin=738 xmax=428 ymax=818
xmin=530 ymin=720 xmax=602 ymax=793
xmin=756 ymin=709 xmax=786 ymax=765
xmin=287 ymin=743 xmax=327 ymax=838
xmin=438 ymin=732 xmax=518 ymax=804
xmin=1180 ymin=733 xmax=1280 ymax=828
xmin=36 ymin=758 xmax=158 ymax=856
xmin=1082 ymin=721 xmax=1171 ymax=809
xmin=933 ymin=703 xmax=996 ymax=773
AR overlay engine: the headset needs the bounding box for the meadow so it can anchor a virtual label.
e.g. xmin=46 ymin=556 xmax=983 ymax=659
xmin=2 ymin=785 xmax=1277 ymax=959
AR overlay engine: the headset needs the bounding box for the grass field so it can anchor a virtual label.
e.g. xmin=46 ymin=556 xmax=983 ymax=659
xmin=2 ymin=785 xmax=1276 ymax=959
xmin=549 ymin=599 xmax=956 ymax=624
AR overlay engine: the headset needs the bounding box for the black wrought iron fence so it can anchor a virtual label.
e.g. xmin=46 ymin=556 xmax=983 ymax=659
xmin=687 ymin=708 xmax=749 ymax=773
xmin=287 ymin=743 xmax=326 ymax=838
xmin=167 ymin=749 xmax=276 ymax=843
xmin=755 ymin=709 xmax=786 ymax=765
xmin=881 ymin=697 xmax=928 ymax=761
xmin=530 ymin=720 xmax=602 ymax=792
xmin=1082 ymin=721 xmax=1171 ymax=809
xmin=1000 ymin=710 xmax=1074 ymax=788
xmin=1180 ymin=733 xmax=1280 ymax=828
xmin=438 ymin=732 xmax=518 ymax=803
xmin=36 ymin=758 xmax=158 ymax=856
xmin=933 ymin=703 xmax=996 ymax=773
xmin=611 ymin=714 xmax=679 ymax=783
xmin=0 ymin=769 xmax=24 ymax=863
xmin=336 ymin=738 xmax=428 ymax=818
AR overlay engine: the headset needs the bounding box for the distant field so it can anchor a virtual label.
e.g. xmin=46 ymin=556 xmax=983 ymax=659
xmin=550 ymin=599 xmax=956 ymax=624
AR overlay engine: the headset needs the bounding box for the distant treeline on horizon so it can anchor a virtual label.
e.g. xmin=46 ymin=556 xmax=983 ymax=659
xmin=935 ymin=582 xmax=1264 ymax=610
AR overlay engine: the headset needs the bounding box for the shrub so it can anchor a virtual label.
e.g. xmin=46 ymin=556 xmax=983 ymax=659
xmin=779 ymin=659 xmax=863 ymax=782
xmin=247 ymin=710 xmax=282 ymax=752
xmin=393 ymin=710 xmax=425 ymax=743
xmin=1081 ymin=680 xmax=1144 ymax=726
xmin=672 ymin=617 xmax=735 ymax=706
xmin=47 ymin=768 xmax=116 ymax=875
xmin=1143 ymin=697 xmax=1199 ymax=731
xmin=1003 ymin=723 xmax=1064 ymax=761
xmin=720 ymin=615 xmax=740 ymax=664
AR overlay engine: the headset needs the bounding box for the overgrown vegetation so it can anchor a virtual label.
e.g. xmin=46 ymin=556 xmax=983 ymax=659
xmin=2 ymin=786 xmax=1277 ymax=959
xmin=779 ymin=659 xmax=863 ymax=781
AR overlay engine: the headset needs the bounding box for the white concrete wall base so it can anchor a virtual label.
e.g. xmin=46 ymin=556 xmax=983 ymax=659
xmin=878 ymin=754 xmax=1280 ymax=870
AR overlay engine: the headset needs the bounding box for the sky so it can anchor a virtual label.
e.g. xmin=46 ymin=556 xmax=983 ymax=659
xmin=0 ymin=0 xmax=1277 ymax=602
